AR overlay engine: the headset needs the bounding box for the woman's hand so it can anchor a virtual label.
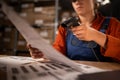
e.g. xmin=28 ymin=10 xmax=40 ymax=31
xmin=27 ymin=43 xmax=44 ymax=59
xmin=71 ymin=24 xmax=107 ymax=48
xmin=71 ymin=24 xmax=95 ymax=41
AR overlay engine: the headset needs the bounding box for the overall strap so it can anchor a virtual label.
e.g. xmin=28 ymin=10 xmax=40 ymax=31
xmin=88 ymin=17 xmax=111 ymax=48
xmin=100 ymin=17 xmax=111 ymax=33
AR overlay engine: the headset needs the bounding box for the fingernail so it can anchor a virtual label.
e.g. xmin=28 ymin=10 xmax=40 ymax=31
xmin=73 ymin=33 xmax=76 ymax=35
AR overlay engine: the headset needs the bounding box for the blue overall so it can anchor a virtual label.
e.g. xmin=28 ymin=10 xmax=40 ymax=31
xmin=66 ymin=18 xmax=111 ymax=61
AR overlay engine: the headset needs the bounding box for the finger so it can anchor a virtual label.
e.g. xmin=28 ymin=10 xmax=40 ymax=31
xmin=73 ymin=30 xmax=85 ymax=36
xmin=29 ymin=49 xmax=41 ymax=55
xmin=26 ymin=43 xmax=37 ymax=51
xmin=28 ymin=46 xmax=40 ymax=52
xmin=29 ymin=49 xmax=43 ymax=55
xmin=76 ymin=35 xmax=84 ymax=40
xmin=35 ymin=53 xmax=43 ymax=58
xmin=31 ymin=52 xmax=44 ymax=58
xmin=26 ymin=43 xmax=31 ymax=49
xmin=71 ymin=27 xmax=84 ymax=32
xmin=78 ymin=35 xmax=87 ymax=41
xmin=31 ymin=49 xmax=41 ymax=53
xmin=27 ymin=44 xmax=37 ymax=50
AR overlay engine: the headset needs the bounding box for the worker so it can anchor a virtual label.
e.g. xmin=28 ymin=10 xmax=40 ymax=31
xmin=27 ymin=0 xmax=120 ymax=62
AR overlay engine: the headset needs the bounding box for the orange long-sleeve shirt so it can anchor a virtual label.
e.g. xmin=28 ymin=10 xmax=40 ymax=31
xmin=53 ymin=14 xmax=120 ymax=62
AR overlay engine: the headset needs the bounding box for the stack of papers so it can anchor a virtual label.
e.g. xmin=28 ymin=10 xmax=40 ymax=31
xmin=0 ymin=56 xmax=107 ymax=80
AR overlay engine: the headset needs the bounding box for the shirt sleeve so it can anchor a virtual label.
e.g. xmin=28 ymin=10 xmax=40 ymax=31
xmin=52 ymin=26 xmax=67 ymax=55
xmin=101 ymin=18 xmax=120 ymax=61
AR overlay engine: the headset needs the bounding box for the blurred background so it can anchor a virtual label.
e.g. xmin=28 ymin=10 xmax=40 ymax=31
xmin=0 ymin=0 xmax=119 ymax=56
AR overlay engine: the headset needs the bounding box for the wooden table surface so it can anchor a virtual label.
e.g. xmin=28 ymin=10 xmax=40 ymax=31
xmin=76 ymin=61 xmax=120 ymax=70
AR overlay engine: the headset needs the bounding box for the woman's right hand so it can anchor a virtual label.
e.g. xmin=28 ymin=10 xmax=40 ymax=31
xmin=27 ymin=44 xmax=44 ymax=59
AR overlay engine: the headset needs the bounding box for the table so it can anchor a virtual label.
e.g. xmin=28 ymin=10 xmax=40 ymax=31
xmin=76 ymin=61 xmax=120 ymax=70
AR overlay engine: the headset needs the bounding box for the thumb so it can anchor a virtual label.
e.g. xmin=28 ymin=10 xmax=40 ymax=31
xmin=26 ymin=43 xmax=31 ymax=49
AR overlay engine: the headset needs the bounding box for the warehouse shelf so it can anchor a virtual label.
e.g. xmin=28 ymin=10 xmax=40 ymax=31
xmin=0 ymin=0 xmax=59 ymax=56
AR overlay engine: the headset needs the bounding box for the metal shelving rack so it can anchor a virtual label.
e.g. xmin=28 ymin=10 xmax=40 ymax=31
xmin=0 ymin=0 xmax=59 ymax=56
